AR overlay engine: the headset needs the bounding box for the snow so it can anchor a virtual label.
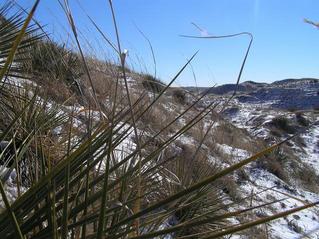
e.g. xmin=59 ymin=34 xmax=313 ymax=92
xmin=217 ymin=143 xmax=251 ymax=163
xmin=4 ymin=77 xmax=37 ymax=88
xmin=234 ymin=168 xmax=319 ymax=239
xmin=177 ymin=134 xmax=196 ymax=146
xmin=96 ymin=122 xmax=137 ymax=172
xmin=297 ymin=122 xmax=319 ymax=175
xmin=0 ymin=168 xmax=28 ymax=210
xmin=213 ymin=96 xmax=319 ymax=238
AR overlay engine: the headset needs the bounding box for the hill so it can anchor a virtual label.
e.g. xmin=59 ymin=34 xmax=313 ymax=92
xmin=185 ymin=78 xmax=319 ymax=110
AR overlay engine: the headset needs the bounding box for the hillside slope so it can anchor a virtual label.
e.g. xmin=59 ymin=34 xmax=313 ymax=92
xmin=2 ymin=72 xmax=319 ymax=238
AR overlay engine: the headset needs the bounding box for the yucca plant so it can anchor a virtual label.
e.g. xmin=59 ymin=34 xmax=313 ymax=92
xmin=0 ymin=80 xmax=68 ymax=186
xmin=0 ymin=2 xmax=67 ymax=187
xmin=141 ymin=74 xmax=166 ymax=94
xmin=0 ymin=2 xmax=42 ymax=79
xmin=0 ymin=1 xmax=318 ymax=239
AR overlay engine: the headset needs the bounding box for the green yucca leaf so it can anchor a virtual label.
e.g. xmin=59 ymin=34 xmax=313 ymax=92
xmin=0 ymin=0 xmax=42 ymax=80
xmin=0 ymin=180 xmax=24 ymax=239
xmin=203 ymin=201 xmax=319 ymax=239
xmin=103 ymin=134 xmax=293 ymax=233
xmin=126 ymin=199 xmax=285 ymax=239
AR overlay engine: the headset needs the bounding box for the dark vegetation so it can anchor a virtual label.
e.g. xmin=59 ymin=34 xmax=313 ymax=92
xmin=22 ymin=40 xmax=84 ymax=103
xmin=22 ymin=41 xmax=83 ymax=83
xmin=172 ymin=88 xmax=187 ymax=104
xmin=269 ymin=116 xmax=297 ymax=135
xmin=257 ymin=148 xmax=288 ymax=181
xmin=295 ymin=112 xmax=310 ymax=127
xmin=141 ymin=73 xmax=165 ymax=93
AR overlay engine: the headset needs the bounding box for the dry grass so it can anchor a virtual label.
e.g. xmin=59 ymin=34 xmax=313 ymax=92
xmin=37 ymin=76 xmax=78 ymax=105
xmin=212 ymin=121 xmax=260 ymax=153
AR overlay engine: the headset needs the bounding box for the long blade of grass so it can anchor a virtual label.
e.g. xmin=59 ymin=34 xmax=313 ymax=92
xmin=203 ymin=201 xmax=319 ymax=239
xmin=0 ymin=180 xmax=24 ymax=239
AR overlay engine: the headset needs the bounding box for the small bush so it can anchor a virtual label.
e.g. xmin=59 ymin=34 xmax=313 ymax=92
xmin=257 ymin=149 xmax=288 ymax=181
xmin=141 ymin=74 xmax=165 ymax=93
xmin=295 ymin=162 xmax=319 ymax=192
xmin=270 ymin=116 xmax=296 ymax=134
xmin=172 ymin=88 xmax=187 ymax=104
xmin=295 ymin=112 xmax=309 ymax=127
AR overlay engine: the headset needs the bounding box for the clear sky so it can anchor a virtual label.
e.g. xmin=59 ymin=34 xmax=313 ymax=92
xmin=14 ymin=0 xmax=319 ymax=86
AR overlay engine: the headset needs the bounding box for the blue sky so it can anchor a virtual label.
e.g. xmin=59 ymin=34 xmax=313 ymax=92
xmin=16 ymin=0 xmax=319 ymax=86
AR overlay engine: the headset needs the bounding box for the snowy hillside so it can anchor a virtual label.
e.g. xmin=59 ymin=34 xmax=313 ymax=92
xmin=207 ymin=81 xmax=319 ymax=238
xmin=1 ymin=75 xmax=319 ymax=238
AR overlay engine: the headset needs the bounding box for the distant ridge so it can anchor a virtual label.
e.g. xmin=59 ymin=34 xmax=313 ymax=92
xmin=183 ymin=78 xmax=319 ymax=95
xmin=183 ymin=78 xmax=319 ymax=110
xmin=271 ymin=78 xmax=319 ymax=86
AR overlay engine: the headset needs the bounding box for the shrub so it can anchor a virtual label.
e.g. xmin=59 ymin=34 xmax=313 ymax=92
xmin=172 ymin=88 xmax=187 ymax=104
xmin=141 ymin=73 xmax=165 ymax=93
xmin=295 ymin=112 xmax=309 ymax=127
xmin=0 ymin=82 xmax=68 ymax=186
xmin=270 ymin=116 xmax=296 ymax=134
xmin=294 ymin=161 xmax=319 ymax=192
xmin=257 ymin=148 xmax=288 ymax=181
xmin=0 ymin=2 xmax=42 ymax=77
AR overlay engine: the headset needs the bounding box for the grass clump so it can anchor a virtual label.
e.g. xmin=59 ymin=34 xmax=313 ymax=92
xmin=257 ymin=148 xmax=288 ymax=181
xmin=295 ymin=112 xmax=309 ymax=127
xmin=22 ymin=40 xmax=84 ymax=97
xmin=141 ymin=73 xmax=165 ymax=93
xmin=0 ymin=82 xmax=68 ymax=186
xmin=172 ymin=88 xmax=187 ymax=104
xmin=270 ymin=116 xmax=296 ymax=134
xmin=23 ymin=41 xmax=83 ymax=82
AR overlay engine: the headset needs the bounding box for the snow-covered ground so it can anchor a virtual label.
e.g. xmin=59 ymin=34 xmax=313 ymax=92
xmin=297 ymin=122 xmax=319 ymax=175
xmin=1 ymin=74 xmax=318 ymax=238
xmin=243 ymin=169 xmax=319 ymax=239
xmin=211 ymin=96 xmax=319 ymax=238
